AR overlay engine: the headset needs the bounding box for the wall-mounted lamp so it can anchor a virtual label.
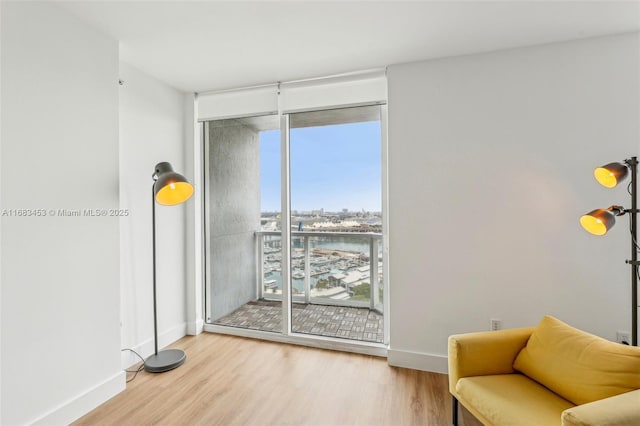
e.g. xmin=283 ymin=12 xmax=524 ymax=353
xmin=144 ymin=162 xmax=194 ymax=372
xmin=580 ymin=157 xmax=638 ymax=346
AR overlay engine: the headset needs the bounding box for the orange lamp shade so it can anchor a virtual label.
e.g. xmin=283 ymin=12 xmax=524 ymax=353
xmin=156 ymin=181 xmax=194 ymax=206
xmin=153 ymin=162 xmax=194 ymax=206
xmin=580 ymin=209 xmax=616 ymax=236
xmin=594 ymin=162 xmax=628 ymax=188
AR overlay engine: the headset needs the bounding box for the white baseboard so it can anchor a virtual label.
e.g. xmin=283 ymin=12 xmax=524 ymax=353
xmin=387 ymin=348 xmax=448 ymax=374
xmin=121 ymin=322 xmax=187 ymax=369
xmin=30 ymin=371 xmax=125 ymax=426
xmin=187 ymin=318 xmax=204 ymax=336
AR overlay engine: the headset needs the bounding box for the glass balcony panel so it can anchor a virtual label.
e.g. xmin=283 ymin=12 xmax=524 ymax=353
xmin=262 ymin=233 xmax=283 ymax=298
xmin=309 ymin=234 xmax=371 ymax=305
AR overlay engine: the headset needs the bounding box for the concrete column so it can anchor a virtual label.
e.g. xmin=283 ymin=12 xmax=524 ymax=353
xmin=208 ymin=119 xmax=260 ymax=319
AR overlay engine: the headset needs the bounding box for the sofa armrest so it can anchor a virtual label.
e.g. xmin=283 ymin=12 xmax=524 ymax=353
xmin=562 ymin=389 xmax=640 ymax=426
xmin=448 ymin=327 xmax=534 ymax=395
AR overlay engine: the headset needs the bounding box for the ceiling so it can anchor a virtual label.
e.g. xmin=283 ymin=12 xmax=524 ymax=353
xmin=57 ymin=1 xmax=640 ymax=93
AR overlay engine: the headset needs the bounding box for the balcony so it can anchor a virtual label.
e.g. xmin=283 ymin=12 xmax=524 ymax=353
xmin=212 ymin=231 xmax=384 ymax=343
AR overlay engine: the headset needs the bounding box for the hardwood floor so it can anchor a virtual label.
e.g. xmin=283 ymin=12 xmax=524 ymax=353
xmin=75 ymin=333 xmax=481 ymax=425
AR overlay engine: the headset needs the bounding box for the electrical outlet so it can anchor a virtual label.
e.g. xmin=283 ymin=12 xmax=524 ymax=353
xmin=490 ymin=319 xmax=503 ymax=331
xmin=616 ymin=331 xmax=631 ymax=345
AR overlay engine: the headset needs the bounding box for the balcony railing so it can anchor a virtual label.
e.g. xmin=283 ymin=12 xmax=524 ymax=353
xmin=256 ymin=231 xmax=383 ymax=312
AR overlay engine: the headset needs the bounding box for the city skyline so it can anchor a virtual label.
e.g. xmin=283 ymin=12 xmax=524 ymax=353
xmin=260 ymin=209 xmax=382 ymax=215
xmin=260 ymin=120 xmax=382 ymax=212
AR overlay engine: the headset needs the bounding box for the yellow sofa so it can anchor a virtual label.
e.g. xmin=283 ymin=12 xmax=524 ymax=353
xmin=448 ymin=316 xmax=640 ymax=426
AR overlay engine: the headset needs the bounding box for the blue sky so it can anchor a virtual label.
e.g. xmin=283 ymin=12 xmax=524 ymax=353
xmin=260 ymin=121 xmax=381 ymax=212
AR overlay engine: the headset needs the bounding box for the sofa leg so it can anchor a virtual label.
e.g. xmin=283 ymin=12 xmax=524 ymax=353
xmin=452 ymin=395 xmax=459 ymax=426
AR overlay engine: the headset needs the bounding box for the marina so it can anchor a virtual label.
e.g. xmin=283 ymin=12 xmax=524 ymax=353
xmin=262 ymin=235 xmax=383 ymax=298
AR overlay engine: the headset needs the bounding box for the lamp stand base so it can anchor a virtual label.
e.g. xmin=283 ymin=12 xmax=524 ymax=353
xmin=144 ymin=349 xmax=186 ymax=373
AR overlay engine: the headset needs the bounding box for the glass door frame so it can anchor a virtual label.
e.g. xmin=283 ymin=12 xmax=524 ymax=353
xmin=280 ymin=113 xmax=292 ymax=335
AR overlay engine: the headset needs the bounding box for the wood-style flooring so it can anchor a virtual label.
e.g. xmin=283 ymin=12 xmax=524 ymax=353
xmin=74 ymin=333 xmax=481 ymax=425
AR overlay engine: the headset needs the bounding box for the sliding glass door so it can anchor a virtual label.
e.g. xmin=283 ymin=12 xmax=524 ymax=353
xmin=204 ymin=104 xmax=386 ymax=347
xmin=204 ymin=114 xmax=281 ymax=333
xmin=288 ymin=105 xmax=384 ymax=343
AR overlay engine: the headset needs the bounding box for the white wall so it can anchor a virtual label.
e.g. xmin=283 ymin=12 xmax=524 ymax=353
xmin=387 ymin=33 xmax=640 ymax=373
xmin=0 ymin=2 xmax=123 ymax=424
xmin=119 ymin=62 xmax=189 ymax=367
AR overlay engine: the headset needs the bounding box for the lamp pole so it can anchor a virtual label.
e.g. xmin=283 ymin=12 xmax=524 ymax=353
xmin=151 ymin=183 xmax=159 ymax=355
xmin=626 ymin=156 xmax=638 ymax=346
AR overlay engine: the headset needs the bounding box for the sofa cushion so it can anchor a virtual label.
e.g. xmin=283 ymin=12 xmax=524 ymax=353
xmin=513 ymin=315 xmax=640 ymax=405
xmin=456 ymin=374 xmax=574 ymax=426
xmin=562 ymin=389 xmax=640 ymax=426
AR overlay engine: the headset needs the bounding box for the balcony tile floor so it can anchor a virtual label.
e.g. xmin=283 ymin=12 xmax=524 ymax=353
xmin=213 ymin=300 xmax=384 ymax=344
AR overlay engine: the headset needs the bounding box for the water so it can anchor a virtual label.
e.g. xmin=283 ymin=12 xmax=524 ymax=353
xmin=293 ymin=236 xmax=370 ymax=252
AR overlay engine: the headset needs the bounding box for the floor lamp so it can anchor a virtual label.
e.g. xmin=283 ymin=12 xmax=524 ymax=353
xmin=579 ymin=156 xmax=638 ymax=346
xmin=144 ymin=162 xmax=194 ymax=372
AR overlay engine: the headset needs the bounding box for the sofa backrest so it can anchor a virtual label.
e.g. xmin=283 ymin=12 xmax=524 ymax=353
xmin=513 ymin=315 xmax=640 ymax=405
